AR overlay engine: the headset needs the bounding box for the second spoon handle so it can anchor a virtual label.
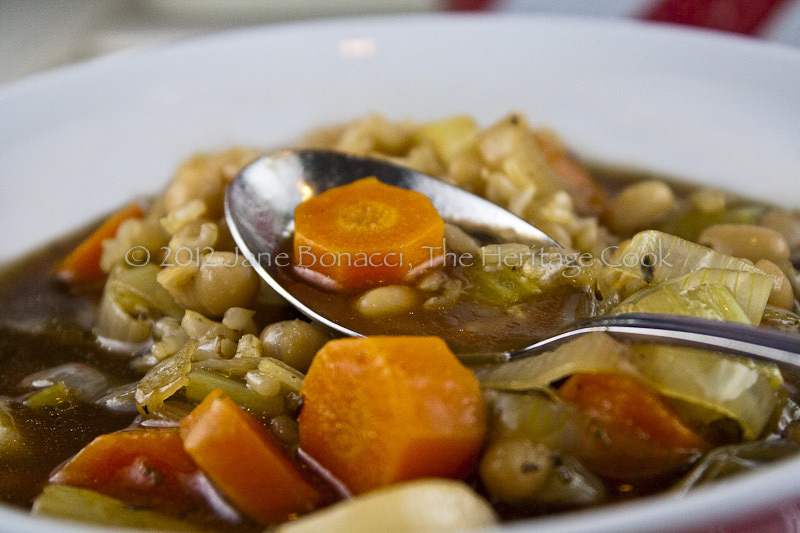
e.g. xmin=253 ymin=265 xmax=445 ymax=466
xmin=505 ymin=313 xmax=800 ymax=368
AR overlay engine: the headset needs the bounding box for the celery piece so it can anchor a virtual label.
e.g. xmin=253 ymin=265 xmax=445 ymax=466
xmin=413 ymin=116 xmax=479 ymax=163
xmin=257 ymin=358 xmax=305 ymax=394
xmin=194 ymin=357 xmax=261 ymax=378
xmin=24 ymin=382 xmax=77 ymax=409
xmin=184 ymin=368 xmax=284 ymax=417
xmin=32 ymin=485 xmax=204 ymax=531
xmin=465 ymin=266 xmax=540 ymax=306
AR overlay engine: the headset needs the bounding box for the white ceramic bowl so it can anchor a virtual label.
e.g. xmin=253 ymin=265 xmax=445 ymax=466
xmin=1 ymin=13 xmax=799 ymax=533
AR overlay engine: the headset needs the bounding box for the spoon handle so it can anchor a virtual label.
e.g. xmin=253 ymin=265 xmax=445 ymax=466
xmin=507 ymin=313 xmax=800 ymax=367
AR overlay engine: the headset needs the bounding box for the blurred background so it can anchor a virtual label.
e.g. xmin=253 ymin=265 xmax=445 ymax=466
xmin=2 ymin=0 xmax=799 ymax=86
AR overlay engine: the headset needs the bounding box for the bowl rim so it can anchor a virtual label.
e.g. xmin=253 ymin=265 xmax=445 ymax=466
xmin=1 ymin=12 xmax=800 ymax=533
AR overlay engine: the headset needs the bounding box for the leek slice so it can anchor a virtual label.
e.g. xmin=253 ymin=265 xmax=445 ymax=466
xmin=32 ymin=485 xmax=204 ymax=532
xmin=94 ymin=284 xmax=151 ymax=343
xmin=19 ymin=363 xmax=108 ymax=402
xmin=628 ymin=345 xmax=779 ymax=440
xmin=107 ymin=263 xmax=183 ymax=319
xmin=618 ymin=230 xmax=766 ymax=281
xmin=618 ymin=283 xmax=751 ymax=324
xmin=618 ymin=269 xmax=771 ymax=325
xmin=135 ymin=340 xmax=195 ymax=415
xmin=616 ymin=282 xmax=780 ymax=440
xmin=479 ymin=333 xmax=639 ymax=391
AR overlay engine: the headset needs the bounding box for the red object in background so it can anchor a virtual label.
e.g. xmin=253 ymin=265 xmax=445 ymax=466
xmin=642 ymin=0 xmax=790 ymax=34
xmin=448 ymin=0 xmax=790 ymax=37
xmin=447 ymin=0 xmax=495 ymax=11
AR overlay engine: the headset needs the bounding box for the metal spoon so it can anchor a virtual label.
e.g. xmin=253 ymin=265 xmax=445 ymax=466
xmin=225 ymin=149 xmax=800 ymax=367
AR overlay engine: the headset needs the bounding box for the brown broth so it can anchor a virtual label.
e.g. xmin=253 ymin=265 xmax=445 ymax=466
xmin=277 ymin=249 xmax=594 ymax=354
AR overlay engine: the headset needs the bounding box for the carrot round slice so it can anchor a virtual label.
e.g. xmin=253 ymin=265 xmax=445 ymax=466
xmin=293 ymin=177 xmax=444 ymax=291
xmin=179 ymin=389 xmax=322 ymax=524
xmin=298 ymin=336 xmax=486 ymax=494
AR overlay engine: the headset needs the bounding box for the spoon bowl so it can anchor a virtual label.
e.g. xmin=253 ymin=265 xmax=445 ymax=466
xmin=225 ymin=149 xmax=558 ymax=338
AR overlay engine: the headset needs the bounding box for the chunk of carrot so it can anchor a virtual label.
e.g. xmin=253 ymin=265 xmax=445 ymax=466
xmin=559 ymin=372 xmax=708 ymax=451
xmin=56 ymin=203 xmax=144 ymax=284
xmin=49 ymin=428 xmax=209 ymax=516
xmin=298 ymin=336 xmax=486 ymax=494
xmin=532 ymin=130 xmax=606 ymax=216
xmin=293 ymin=177 xmax=444 ymax=291
xmin=180 ymin=389 xmax=322 ymax=524
xmin=549 ymin=156 xmax=607 ymax=216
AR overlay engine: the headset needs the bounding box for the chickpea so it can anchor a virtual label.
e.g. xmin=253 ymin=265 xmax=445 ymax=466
xmin=479 ymin=438 xmax=553 ymax=503
xmin=196 ymin=252 xmax=260 ymax=316
xmin=259 ymin=320 xmax=332 ymax=373
xmin=356 ymin=286 xmax=417 ymax=318
xmin=157 ymin=251 xmax=260 ymax=318
xmin=603 ymin=180 xmax=676 ymax=236
xmin=756 ymin=259 xmax=795 ymax=310
xmin=164 ymin=148 xmax=258 ymax=219
xmin=698 ymin=224 xmax=790 ymax=264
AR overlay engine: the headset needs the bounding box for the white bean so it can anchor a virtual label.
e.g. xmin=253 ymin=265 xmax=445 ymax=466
xmin=604 ymin=180 xmax=676 ymax=235
xmin=760 ymin=209 xmax=800 ymax=250
xmin=756 ymin=259 xmax=795 ymax=310
xmin=698 ymin=224 xmax=790 ymax=264
xmin=356 ymin=285 xmax=416 ymax=318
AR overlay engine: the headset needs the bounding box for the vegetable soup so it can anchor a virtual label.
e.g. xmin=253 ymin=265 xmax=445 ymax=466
xmin=1 ymin=113 xmax=800 ymax=532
